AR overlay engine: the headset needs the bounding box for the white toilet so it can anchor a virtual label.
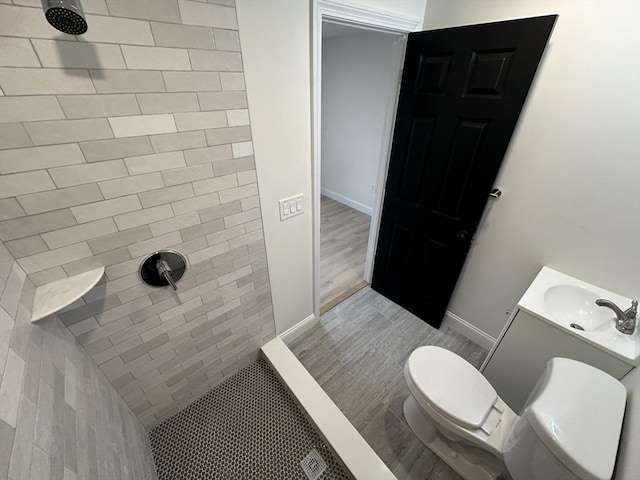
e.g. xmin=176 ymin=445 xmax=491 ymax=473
xmin=403 ymin=346 xmax=627 ymax=480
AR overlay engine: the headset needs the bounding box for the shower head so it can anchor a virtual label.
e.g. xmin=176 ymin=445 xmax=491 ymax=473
xmin=42 ymin=0 xmax=88 ymax=35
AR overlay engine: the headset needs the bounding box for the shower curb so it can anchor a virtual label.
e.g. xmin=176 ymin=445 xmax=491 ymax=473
xmin=261 ymin=337 xmax=397 ymax=480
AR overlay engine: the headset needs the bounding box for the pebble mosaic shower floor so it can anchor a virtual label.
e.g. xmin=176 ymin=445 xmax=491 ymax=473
xmin=149 ymin=357 xmax=351 ymax=480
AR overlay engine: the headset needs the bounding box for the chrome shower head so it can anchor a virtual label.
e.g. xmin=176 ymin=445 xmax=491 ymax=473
xmin=42 ymin=0 xmax=87 ymax=35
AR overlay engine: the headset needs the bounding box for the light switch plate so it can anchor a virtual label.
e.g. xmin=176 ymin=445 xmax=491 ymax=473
xmin=279 ymin=194 xmax=303 ymax=221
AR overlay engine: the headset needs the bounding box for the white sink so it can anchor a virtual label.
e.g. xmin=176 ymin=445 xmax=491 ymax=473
xmin=519 ymin=267 xmax=639 ymax=366
xmin=544 ymin=285 xmax=612 ymax=332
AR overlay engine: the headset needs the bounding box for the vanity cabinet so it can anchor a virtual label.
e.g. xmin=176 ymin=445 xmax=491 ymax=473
xmin=481 ymin=309 xmax=633 ymax=412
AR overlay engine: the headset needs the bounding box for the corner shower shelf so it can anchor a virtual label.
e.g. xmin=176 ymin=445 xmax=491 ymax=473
xmin=31 ymin=267 xmax=104 ymax=322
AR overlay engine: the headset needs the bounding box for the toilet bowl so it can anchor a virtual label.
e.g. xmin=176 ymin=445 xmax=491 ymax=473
xmin=403 ymin=346 xmax=627 ymax=480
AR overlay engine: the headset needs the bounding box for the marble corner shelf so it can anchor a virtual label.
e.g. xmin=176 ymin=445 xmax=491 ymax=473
xmin=31 ymin=267 xmax=105 ymax=322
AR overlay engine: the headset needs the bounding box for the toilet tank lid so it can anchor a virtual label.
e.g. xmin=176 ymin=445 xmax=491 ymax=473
xmin=523 ymin=358 xmax=627 ymax=480
xmin=406 ymin=346 xmax=497 ymax=429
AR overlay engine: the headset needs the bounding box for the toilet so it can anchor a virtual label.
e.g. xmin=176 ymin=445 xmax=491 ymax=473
xmin=403 ymin=347 xmax=627 ymax=480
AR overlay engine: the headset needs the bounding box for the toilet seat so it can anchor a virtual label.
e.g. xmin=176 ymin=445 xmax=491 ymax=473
xmin=406 ymin=346 xmax=498 ymax=429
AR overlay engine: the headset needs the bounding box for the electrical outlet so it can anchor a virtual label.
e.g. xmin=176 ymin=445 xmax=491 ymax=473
xmin=279 ymin=194 xmax=303 ymax=221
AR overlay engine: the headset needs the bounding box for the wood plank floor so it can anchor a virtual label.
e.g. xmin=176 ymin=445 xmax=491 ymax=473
xmin=320 ymin=195 xmax=371 ymax=309
xmin=287 ymin=287 xmax=488 ymax=480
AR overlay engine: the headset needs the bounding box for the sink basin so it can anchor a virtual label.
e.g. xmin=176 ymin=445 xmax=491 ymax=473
xmin=544 ymin=285 xmax=613 ymax=332
xmin=518 ymin=267 xmax=639 ymax=366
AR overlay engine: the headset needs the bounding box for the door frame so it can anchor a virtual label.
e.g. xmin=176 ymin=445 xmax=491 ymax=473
xmin=312 ymin=0 xmax=421 ymax=318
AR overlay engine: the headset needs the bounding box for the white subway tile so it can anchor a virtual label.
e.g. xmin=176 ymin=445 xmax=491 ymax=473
xmin=114 ymin=204 xmax=173 ymax=230
xmin=205 ymin=125 xmax=251 ymax=146
xmin=79 ymin=14 xmax=154 ymax=45
xmin=219 ymin=72 xmax=245 ymax=91
xmin=187 ymin=241 xmax=229 ymax=265
xmin=137 ymin=93 xmax=199 ymax=115
xmin=184 ymin=145 xmax=232 ymax=165
xmin=219 ymin=183 xmax=258 ymax=204
xmin=162 ymin=71 xmax=221 ymax=92
xmin=149 ymin=212 xmax=200 ymax=237
xmin=139 ymin=184 xmax=193 ymax=208
xmin=0 ymin=171 xmax=55 ymax=199
xmin=98 ymin=172 xmax=164 ymax=199
xmin=127 ymin=231 xmax=183 ymax=258
xmin=178 ymin=1 xmax=237 ymax=29
xmin=16 ymin=184 xmax=103 ymax=215
xmin=162 ymin=164 xmax=213 ymax=187
xmin=0 ymin=210 xmax=77 ymax=242
xmin=122 ymin=46 xmax=191 ymax=71
xmin=109 ymin=114 xmax=177 ymax=138
xmin=49 ymin=159 xmax=127 ymax=188
xmin=193 ymin=173 xmax=237 ymax=196
xmin=0 ymin=349 xmax=25 ymax=427
xmin=0 ymin=5 xmax=76 ymax=40
xmin=237 ymin=170 xmax=257 ymax=186
xmin=91 ymin=70 xmax=166 ymax=94
xmin=150 ymin=131 xmax=206 ymax=153
xmin=174 ymin=111 xmax=227 ymax=132
xmin=17 ymin=243 xmax=93 ymax=274
xmin=224 ymin=207 xmax=261 ymax=228
xmin=232 ymin=141 xmax=253 ymax=158
xmin=125 ymin=151 xmax=186 ymax=175
xmin=5 ymin=235 xmax=48 ymax=259
xmin=213 ymin=29 xmax=241 ymax=52
xmin=80 ymin=0 xmax=109 ymax=15
xmin=0 ymin=96 xmax=64 ymax=124
xmin=226 ymin=109 xmax=249 ymax=126
xmin=0 ymin=144 xmax=84 ymax=174
xmin=71 ymin=195 xmax=142 ymax=223
xmin=0 ymin=68 xmax=95 ymax=95
xmin=0 ymin=198 xmax=26 ymax=221
xmin=171 ymin=192 xmax=219 ymax=216
xmin=150 ymin=22 xmax=215 ymax=50
xmin=42 ymin=218 xmax=117 ymax=249
xmin=25 ymin=118 xmax=113 ymax=145
xmin=0 ymin=124 xmax=32 ymax=150
xmin=0 ymin=37 xmax=40 ymax=67
xmin=197 ymin=91 xmax=247 ymax=111
xmin=106 ymin=0 xmax=182 ymax=23
xmin=58 ymin=94 xmax=140 ymax=119
xmin=80 ymin=137 xmax=153 ymax=162
xmin=189 ymin=50 xmax=242 ymax=72
xmin=32 ymin=39 xmax=126 ymax=69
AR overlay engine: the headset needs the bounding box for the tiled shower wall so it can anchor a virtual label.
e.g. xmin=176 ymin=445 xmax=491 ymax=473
xmin=0 ymin=0 xmax=275 ymax=427
xmin=0 ymin=243 xmax=157 ymax=479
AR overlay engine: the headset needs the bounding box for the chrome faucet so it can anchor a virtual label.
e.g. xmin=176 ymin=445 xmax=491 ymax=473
xmin=595 ymin=298 xmax=638 ymax=335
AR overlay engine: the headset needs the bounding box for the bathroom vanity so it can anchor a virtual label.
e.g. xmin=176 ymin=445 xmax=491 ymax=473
xmin=481 ymin=267 xmax=639 ymax=412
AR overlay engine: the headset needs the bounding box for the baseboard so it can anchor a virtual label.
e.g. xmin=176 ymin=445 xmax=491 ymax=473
xmin=321 ymin=188 xmax=373 ymax=216
xmin=442 ymin=311 xmax=496 ymax=351
xmin=279 ymin=314 xmax=318 ymax=344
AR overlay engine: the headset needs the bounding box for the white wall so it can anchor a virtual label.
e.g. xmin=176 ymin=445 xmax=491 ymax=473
xmin=321 ymin=30 xmax=399 ymax=215
xmin=236 ymin=0 xmax=425 ymax=334
xmin=235 ymin=0 xmax=313 ymax=335
xmin=424 ymin=0 xmax=640 ymax=338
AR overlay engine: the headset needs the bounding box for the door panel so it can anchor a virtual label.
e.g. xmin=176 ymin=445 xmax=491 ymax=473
xmin=372 ymin=16 xmax=557 ymax=327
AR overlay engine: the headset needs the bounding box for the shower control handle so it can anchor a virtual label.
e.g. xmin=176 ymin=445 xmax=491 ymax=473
xmin=156 ymin=260 xmax=178 ymax=291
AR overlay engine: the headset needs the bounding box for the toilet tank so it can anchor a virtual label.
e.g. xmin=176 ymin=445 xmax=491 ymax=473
xmin=503 ymin=357 xmax=626 ymax=480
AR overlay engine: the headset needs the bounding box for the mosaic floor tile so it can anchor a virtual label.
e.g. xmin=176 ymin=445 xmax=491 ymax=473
xmin=149 ymin=358 xmax=351 ymax=480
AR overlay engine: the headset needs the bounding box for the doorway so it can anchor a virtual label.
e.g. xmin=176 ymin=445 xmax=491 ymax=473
xmin=318 ymin=20 xmax=406 ymax=313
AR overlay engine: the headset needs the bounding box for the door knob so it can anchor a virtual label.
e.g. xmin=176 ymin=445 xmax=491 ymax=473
xmin=456 ymin=230 xmax=469 ymax=240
